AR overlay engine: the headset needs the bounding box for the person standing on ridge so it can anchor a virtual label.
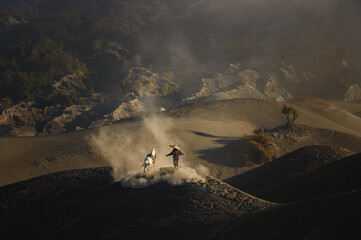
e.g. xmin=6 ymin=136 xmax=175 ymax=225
xmin=166 ymin=145 xmax=184 ymax=169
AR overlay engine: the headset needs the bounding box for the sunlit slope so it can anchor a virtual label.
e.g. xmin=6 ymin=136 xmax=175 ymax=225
xmin=1 ymin=98 xmax=361 ymax=186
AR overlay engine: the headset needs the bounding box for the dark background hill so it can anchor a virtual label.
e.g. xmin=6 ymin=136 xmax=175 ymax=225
xmin=1 ymin=0 xmax=361 ymax=106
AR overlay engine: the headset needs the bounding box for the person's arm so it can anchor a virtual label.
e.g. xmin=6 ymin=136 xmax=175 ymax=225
xmin=166 ymin=149 xmax=176 ymax=157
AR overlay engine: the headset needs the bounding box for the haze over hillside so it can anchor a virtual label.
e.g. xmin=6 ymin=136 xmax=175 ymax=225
xmin=1 ymin=0 xmax=361 ymax=136
xmin=1 ymin=0 xmax=361 ymax=102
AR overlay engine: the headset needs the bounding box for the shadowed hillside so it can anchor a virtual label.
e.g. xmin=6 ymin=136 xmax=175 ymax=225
xmin=0 ymin=168 xmax=274 ymax=239
xmin=209 ymin=189 xmax=361 ymax=240
xmin=225 ymin=146 xmax=361 ymax=203
xmin=1 ymin=165 xmax=360 ymax=239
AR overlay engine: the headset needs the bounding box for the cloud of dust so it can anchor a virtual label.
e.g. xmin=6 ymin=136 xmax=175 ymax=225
xmin=90 ymin=115 xmax=209 ymax=187
xmin=120 ymin=167 xmax=205 ymax=188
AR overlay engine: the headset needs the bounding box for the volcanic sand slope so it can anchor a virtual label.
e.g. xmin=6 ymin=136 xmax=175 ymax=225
xmin=225 ymin=146 xmax=361 ymax=203
xmin=1 ymin=98 xmax=361 ymax=239
xmin=288 ymin=98 xmax=361 ymax=136
xmin=209 ymin=189 xmax=361 ymax=240
xmin=1 ymin=98 xmax=361 ymax=186
xmin=168 ymin=98 xmax=361 ymax=136
xmin=0 ymin=129 xmax=108 ymax=186
xmin=1 ymin=166 xmax=360 ymax=240
xmin=163 ymin=98 xmax=361 ymax=179
xmin=0 ymin=169 xmax=274 ymax=240
xmin=269 ymin=124 xmax=361 ymax=156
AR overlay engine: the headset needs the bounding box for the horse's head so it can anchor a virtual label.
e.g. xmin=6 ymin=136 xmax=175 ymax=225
xmin=150 ymin=148 xmax=157 ymax=158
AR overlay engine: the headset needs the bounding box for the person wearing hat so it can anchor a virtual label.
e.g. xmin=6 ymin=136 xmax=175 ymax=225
xmin=166 ymin=145 xmax=184 ymax=169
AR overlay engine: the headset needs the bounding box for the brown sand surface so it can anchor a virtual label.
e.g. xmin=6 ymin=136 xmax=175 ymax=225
xmin=1 ymin=98 xmax=361 ymax=186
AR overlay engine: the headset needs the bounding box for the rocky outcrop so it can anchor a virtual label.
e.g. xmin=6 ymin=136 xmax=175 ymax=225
xmin=103 ymin=68 xmax=179 ymax=120
xmin=124 ymin=67 xmax=177 ymax=97
xmin=213 ymin=84 xmax=265 ymax=100
xmin=0 ymin=102 xmax=46 ymax=136
xmin=212 ymin=69 xmax=266 ymax=100
xmin=87 ymin=67 xmax=178 ymax=127
xmin=0 ymin=98 xmax=98 ymax=136
xmin=0 ymin=68 xmax=180 ymax=136
xmin=47 ymin=74 xmax=87 ymax=106
xmin=52 ymin=74 xmax=86 ymax=92
xmin=108 ymin=98 xmax=144 ymax=121
xmin=265 ymin=75 xmax=287 ymax=100
xmin=183 ymin=64 xmax=290 ymax=103
xmin=0 ymin=102 xmax=41 ymax=126
xmin=43 ymin=105 xmax=92 ymax=135
xmin=344 ymin=84 xmax=361 ymax=102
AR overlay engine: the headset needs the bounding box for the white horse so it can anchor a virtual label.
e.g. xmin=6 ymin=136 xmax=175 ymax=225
xmin=142 ymin=148 xmax=157 ymax=175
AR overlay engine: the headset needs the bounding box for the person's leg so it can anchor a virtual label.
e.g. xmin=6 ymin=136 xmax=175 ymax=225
xmin=173 ymin=157 xmax=179 ymax=169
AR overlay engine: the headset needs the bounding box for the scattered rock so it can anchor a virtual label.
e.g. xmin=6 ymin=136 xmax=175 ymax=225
xmin=124 ymin=67 xmax=177 ymax=97
xmin=107 ymin=96 xmax=145 ymax=121
xmin=183 ymin=63 xmax=294 ymax=103
xmin=52 ymin=74 xmax=86 ymax=92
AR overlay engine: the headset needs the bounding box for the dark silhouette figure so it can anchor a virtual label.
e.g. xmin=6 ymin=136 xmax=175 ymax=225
xmin=166 ymin=145 xmax=184 ymax=169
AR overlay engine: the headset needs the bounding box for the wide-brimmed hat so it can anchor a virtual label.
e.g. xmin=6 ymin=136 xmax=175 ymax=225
xmin=169 ymin=144 xmax=180 ymax=150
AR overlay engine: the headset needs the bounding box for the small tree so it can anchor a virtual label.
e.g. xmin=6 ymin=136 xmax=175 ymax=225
xmin=291 ymin=108 xmax=298 ymax=124
xmin=282 ymin=105 xmax=292 ymax=125
xmin=282 ymin=105 xmax=298 ymax=125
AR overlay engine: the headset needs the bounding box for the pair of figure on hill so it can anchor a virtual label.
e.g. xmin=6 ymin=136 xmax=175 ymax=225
xmin=142 ymin=145 xmax=184 ymax=174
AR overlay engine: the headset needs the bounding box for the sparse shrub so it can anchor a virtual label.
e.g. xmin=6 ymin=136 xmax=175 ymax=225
xmin=13 ymin=115 xmax=26 ymax=126
xmin=253 ymin=127 xmax=265 ymax=135
xmin=248 ymin=141 xmax=274 ymax=163
xmin=242 ymin=127 xmax=278 ymax=166
xmin=291 ymin=108 xmax=298 ymax=124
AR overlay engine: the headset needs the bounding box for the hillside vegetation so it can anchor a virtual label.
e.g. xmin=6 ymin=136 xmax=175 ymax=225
xmin=0 ymin=0 xmax=361 ymax=105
